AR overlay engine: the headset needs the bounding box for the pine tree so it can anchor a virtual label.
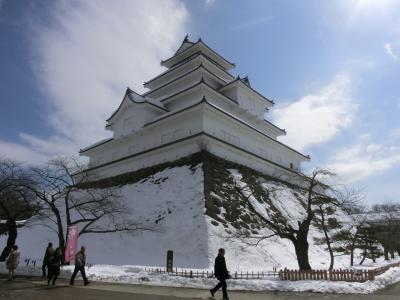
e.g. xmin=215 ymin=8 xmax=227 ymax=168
xmin=357 ymin=226 xmax=382 ymax=265
xmin=313 ymin=197 xmax=342 ymax=270
xmin=331 ymin=225 xmax=362 ymax=267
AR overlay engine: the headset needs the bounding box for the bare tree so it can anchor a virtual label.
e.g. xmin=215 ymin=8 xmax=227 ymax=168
xmin=369 ymin=202 xmax=400 ymax=259
xmin=31 ymin=157 xmax=155 ymax=252
xmin=0 ymin=158 xmax=42 ymax=260
xmin=330 ymin=200 xmax=367 ymax=267
xmin=233 ymin=168 xmax=337 ymax=270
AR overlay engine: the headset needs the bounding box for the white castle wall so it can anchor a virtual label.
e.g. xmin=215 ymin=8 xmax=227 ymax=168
xmin=86 ymin=102 xmax=303 ymax=180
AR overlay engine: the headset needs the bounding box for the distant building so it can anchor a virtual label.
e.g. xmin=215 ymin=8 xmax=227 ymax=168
xmin=80 ymin=36 xmax=310 ymax=180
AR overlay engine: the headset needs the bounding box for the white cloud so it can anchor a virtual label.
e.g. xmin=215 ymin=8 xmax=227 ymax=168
xmin=272 ymin=73 xmax=357 ymax=152
xmin=325 ymin=142 xmax=400 ymax=183
xmin=0 ymin=140 xmax=48 ymax=164
xmin=384 ymin=43 xmax=398 ymax=61
xmin=0 ymin=0 xmax=188 ymax=163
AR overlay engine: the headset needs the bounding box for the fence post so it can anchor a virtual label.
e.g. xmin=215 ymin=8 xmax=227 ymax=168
xmin=368 ymin=270 xmax=375 ymax=281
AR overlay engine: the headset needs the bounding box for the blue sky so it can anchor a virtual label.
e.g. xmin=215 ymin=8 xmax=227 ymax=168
xmin=0 ymin=0 xmax=399 ymax=204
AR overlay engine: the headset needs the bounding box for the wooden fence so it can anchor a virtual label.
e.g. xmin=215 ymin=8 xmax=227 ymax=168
xmin=373 ymin=261 xmax=400 ymax=276
xmin=279 ymin=261 xmax=400 ymax=282
xmin=279 ymin=268 xmax=373 ymax=282
xmin=145 ymin=267 xmax=279 ymax=279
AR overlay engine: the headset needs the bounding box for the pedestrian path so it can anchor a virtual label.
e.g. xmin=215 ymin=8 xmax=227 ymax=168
xmin=11 ymin=276 xmax=400 ymax=300
xmin=30 ymin=278 xmax=210 ymax=298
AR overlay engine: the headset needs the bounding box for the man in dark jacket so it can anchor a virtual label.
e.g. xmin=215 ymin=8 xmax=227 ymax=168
xmin=42 ymin=242 xmax=55 ymax=278
xmin=47 ymin=248 xmax=62 ymax=285
xmin=210 ymin=248 xmax=230 ymax=300
xmin=69 ymin=246 xmax=89 ymax=286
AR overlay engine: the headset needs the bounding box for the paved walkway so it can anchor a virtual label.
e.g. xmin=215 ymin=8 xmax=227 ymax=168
xmin=1 ymin=276 xmax=400 ymax=299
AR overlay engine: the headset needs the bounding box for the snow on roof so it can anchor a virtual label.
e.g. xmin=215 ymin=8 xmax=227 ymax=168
xmin=161 ymin=37 xmax=235 ymax=70
xmin=143 ymin=64 xmax=229 ymax=98
xmin=80 ymin=137 xmax=113 ymax=153
xmin=144 ymin=51 xmax=235 ymax=88
xmin=174 ymin=34 xmax=195 ymax=55
xmin=219 ymin=76 xmax=274 ymax=105
xmin=106 ymin=88 xmax=168 ymax=123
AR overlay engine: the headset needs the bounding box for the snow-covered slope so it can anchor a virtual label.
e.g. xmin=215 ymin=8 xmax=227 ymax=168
xmin=13 ymin=152 xmax=352 ymax=270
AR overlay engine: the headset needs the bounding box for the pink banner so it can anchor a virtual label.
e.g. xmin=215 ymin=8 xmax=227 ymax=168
xmin=64 ymin=225 xmax=78 ymax=262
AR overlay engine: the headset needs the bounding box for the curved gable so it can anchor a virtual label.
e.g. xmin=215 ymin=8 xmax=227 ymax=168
xmin=106 ymin=89 xmax=167 ymax=139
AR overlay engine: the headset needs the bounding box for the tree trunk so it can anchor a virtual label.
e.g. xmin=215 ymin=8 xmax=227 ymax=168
xmin=384 ymin=247 xmax=389 ymax=260
xmin=319 ymin=208 xmax=334 ymax=270
xmin=349 ymin=236 xmax=357 ymax=267
xmin=350 ymin=248 xmax=354 ymax=267
xmin=390 ymin=249 xmax=395 ymax=259
xmin=370 ymin=241 xmax=376 ymax=263
xmin=359 ymin=247 xmax=367 ymax=265
xmin=50 ymin=203 xmax=65 ymax=250
xmin=0 ymin=219 xmax=17 ymax=261
xmin=292 ymin=231 xmax=312 ymax=270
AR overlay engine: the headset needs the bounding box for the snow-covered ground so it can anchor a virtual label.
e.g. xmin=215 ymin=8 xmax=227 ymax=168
xmin=1 ymin=261 xmax=400 ymax=294
xmin=3 ymin=159 xmax=400 ymax=294
xmin=14 ymin=164 xmax=209 ymax=268
xmin=13 ymin=163 xmax=351 ymax=270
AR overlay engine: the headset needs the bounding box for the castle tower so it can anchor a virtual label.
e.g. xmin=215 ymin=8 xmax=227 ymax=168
xmin=80 ymin=36 xmax=309 ymax=180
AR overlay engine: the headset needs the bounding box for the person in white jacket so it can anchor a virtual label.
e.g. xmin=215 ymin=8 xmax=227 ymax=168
xmin=6 ymin=245 xmax=20 ymax=281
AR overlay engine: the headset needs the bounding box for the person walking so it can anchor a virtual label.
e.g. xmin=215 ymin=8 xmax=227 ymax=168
xmin=42 ymin=242 xmax=55 ymax=278
xmin=47 ymin=248 xmax=62 ymax=285
xmin=69 ymin=246 xmax=90 ymax=286
xmin=210 ymin=248 xmax=230 ymax=300
xmin=6 ymin=245 xmax=20 ymax=281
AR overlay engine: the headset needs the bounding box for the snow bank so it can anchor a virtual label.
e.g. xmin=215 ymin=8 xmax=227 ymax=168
xmin=1 ymin=262 xmax=400 ymax=294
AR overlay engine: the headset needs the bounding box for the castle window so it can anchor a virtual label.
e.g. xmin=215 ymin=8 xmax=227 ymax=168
xmin=173 ymin=129 xmax=184 ymax=139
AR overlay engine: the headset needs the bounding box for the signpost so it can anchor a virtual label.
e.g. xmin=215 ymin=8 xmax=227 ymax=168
xmin=167 ymin=250 xmax=173 ymax=272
